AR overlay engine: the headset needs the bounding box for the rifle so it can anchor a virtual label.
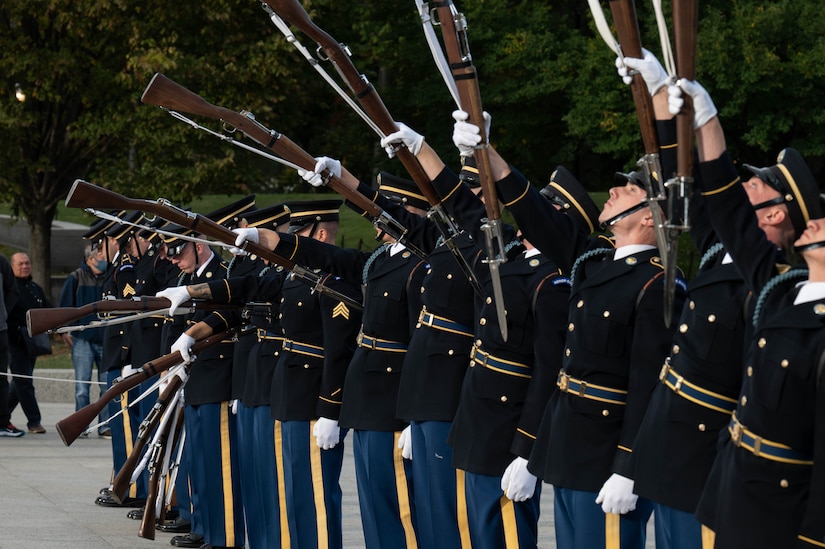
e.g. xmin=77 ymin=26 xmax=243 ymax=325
xmin=260 ymin=0 xmax=486 ymax=302
xmin=607 ymin=0 xmax=678 ymax=326
xmin=55 ymin=328 xmax=232 ymax=446
xmin=429 ymin=1 xmax=509 ymax=340
xmin=140 ymin=75 xmax=427 ymax=261
xmin=26 ymin=296 xmax=234 ymax=337
xmin=110 ymin=372 xmax=185 ymax=505
xmin=65 ymin=179 xmax=362 ymax=312
xmin=137 ymin=388 xmax=182 ymax=539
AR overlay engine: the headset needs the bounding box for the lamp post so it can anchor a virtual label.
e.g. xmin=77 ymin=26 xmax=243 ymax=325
xmin=14 ymin=82 xmax=25 ymax=102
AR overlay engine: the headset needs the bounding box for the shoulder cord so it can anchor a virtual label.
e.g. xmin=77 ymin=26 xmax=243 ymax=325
xmin=570 ymin=247 xmax=612 ymax=287
xmin=752 ymin=268 xmax=809 ymax=328
xmin=362 ymin=244 xmax=391 ymax=286
xmin=698 ymin=242 xmax=725 ymax=272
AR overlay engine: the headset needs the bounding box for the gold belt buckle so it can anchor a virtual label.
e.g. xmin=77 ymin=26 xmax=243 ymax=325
xmin=659 ymin=361 xmax=670 ymax=382
xmin=558 ymin=372 xmax=570 ymax=392
xmin=729 ymin=421 xmax=743 ymax=446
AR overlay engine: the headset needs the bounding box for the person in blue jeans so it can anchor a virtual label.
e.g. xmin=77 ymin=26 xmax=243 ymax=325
xmin=58 ymin=241 xmax=109 ymax=436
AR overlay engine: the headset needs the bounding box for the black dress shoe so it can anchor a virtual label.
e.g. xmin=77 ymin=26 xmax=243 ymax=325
xmin=95 ymin=494 xmax=146 ymax=508
xmin=127 ymin=508 xmax=144 ymax=520
xmin=170 ymin=533 xmax=204 ymax=548
xmin=157 ymin=517 xmax=191 ymax=533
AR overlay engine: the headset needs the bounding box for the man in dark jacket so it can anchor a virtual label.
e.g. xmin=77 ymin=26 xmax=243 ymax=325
xmin=0 ymin=253 xmax=21 ymax=437
xmin=7 ymin=252 xmax=51 ymax=433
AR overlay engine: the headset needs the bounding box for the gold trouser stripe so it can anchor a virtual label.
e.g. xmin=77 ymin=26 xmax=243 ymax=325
xmin=219 ymin=403 xmax=236 ymax=547
xmin=702 ymin=525 xmax=716 ymax=548
xmin=799 ymin=535 xmax=825 ymax=547
xmin=605 ymin=512 xmax=621 ymax=549
xmin=274 ymin=421 xmax=291 ymax=549
xmin=393 ymin=431 xmax=418 ymax=549
xmin=309 ymin=420 xmax=329 ymax=548
xmin=121 ymin=392 xmax=137 ymax=499
xmin=455 ymin=469 xmax=472 ymax=549
xmin=499 ymin=496 xmax=520 ymax=548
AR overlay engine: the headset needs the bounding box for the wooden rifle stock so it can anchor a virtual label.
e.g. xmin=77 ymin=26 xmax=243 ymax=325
xmin=140 ymin=73 xmax=381 ymax=220
xmin=137 ymin=395 xmax=181 ymax=539
xmin=110 ymin=374 xmax=184 ymax=504
xmin=65 ymin=179 xmax=362 ymax=310
xmin=55 ymin=329 xmax=231 ymax=446
xmin=673 ymin=0 xmax=698 ymax=178
xmin=608 ymin=0 xmax=659 ymax=154
xmin=26 ymin=297 xmax=234 ymax=337
xmin=261 ymin=0 xmax=444 ymax=209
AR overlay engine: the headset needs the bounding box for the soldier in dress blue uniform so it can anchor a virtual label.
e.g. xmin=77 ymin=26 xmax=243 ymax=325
xmin=162 ymin=197 xmax=253 ymax=549
xmin=237 ymin=192 xmax=428 ymax=549
xmin=673 ymin=78 xmax=825 ymax=548
xmin=295 ymin=156 xmax=478 ymax=548
xmin=95 ymin=210 xmax=153 ymax=510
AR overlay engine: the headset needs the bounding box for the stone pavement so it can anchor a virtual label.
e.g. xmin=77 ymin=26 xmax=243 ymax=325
xmin=0 ymin=401 xmax=654 ymax=548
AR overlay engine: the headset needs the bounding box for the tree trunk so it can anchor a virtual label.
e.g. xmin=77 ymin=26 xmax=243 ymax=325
xmin=27 ymin=211 xmax=53 ymax=296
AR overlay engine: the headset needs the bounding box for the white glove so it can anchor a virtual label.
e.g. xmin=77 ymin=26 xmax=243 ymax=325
xmin=171 ymin=333 xmax=196 ymax=364
xmin=668 ymin=79 xmax=718 ymax=129
xmin=451 ymin=109 xmax=492 ymax=157
xmin=156 ymin=286 xmax=191 ymax=316
xmin=232 ymin=227 xmax=260 ymax=250
xmin=298 ymin=156 xmax=341 ymax=187
xmin=313 ymin=417 xmax=340 ymax=450
xmin=500 ymin=456 xmax=537 ymax=502
xmin=595 ymin=473 xmax=638 ymax=515
xmin=230 ymin=399 xmax=239 ymax=415
xmin=398 ymin=425 xmax=413 ymax=460
xmin=380 ymin=122 xmax=424 ymax=158
xmin=616 ymin=49 xmax=670 ymax=95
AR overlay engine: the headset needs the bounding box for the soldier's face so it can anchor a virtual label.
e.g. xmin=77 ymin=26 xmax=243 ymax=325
xmin=795 ymin=218 xmax=825 ymax=254
xmin=598 ymin=182 xmax=645 ymax=225
xmin=169 ymin=242 xmax=197 ymax=273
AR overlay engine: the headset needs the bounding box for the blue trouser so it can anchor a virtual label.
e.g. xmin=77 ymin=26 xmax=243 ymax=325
xmin=106 ymin=368 xmax=147 ymax=499
xmin=237 ymin=404 xmax=286 ymax=549
xmin=8 ymin=339 xmax=41 ymax=427
xmin=553 ymin=486 xmax=653 ymax=549
xmin=352 ymin=429 xmax=418 ymax=549
xmin=184 ymin=401 xmax=245 ymax=547
xmin=410 ymin=420 xmax=471 ymax=549
xmin=653 ymin=502 xmax=714 ymax=549
xmin=72 ymin=338 xmax=107 ymax=424
xmin=464 ymin=469 xmax=541 ymax=549
xmin=280 ymin=419 xmax=345 ymax=549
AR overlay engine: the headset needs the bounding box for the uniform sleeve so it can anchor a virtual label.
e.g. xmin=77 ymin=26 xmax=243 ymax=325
xmin=510 ymin=273 xmax=570 ymax=458
xmin=316 ymin=276 xmax=363 ymax=419
xmin=274 ymin=233 xmax=369 ymax=286
xmin=612 ymin=268 xmax=685 ymax=477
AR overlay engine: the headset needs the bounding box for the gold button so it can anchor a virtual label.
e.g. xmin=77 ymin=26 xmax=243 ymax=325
xmin=304 ymin=364 xmax=310 ymax=369
xmin=707 ymin=314 xmax=716 ymax=323
xmin=486 ymin=297 xmax=492 ymax=304
xmin=448 ymin=350 xmax=454 ymax=356
xmin=602 ymin=409 xmax=609 ymax=416
xmin=500 ymin=395 xmax=508 ymax=403
xmin=672 ymin=345 xmax=680 ymax=354
xmin=781 ymin=359 xmax=789 ymax=368
xmin=386 ymin=367 xmax=393 ymax=373
xmin=279 ymin=313 xmax=283 ymax=319
xmin=747 ymin=366 xmax=753 ymax=377
xmin=427 ymin=268 xmax=432 ymax=275
xmin=416 ymin=322 xmax=422 ymax=329
xmin=603 ymin=311 xmax=610 ymax=318
xmin=476 ymin=339 xmax=482 ymax=347
xmin=480 ymin=318 xmax=487 ymax=326
xmin=118 ymin=330 xmax=124 ymax=335
xmin=420 ymin=287 xmax=425 ymax=293
xmin=780 ymin=479 xmax=789 ymax=488
xmin=297 ymin=301 xmax=303 ymax=307
xmin=758 ymin=337 xmax=767 ymax=348
xmin=280 ymin=297 xmax=285 ymax=303
xmin=577 ymin=300 xmax=584 ymax=308
xmin=383 ymin=292 xmax=389 ymax=297
xmin=447 ymin=273 xmax=453 ymax=280
xmin=568 ymin=323 xmax=575 ymax=332
xmin=689 ymin=300 xmax=695 ymax=310
xmin=219 ymin=355 xmax=225 ymax=359
xmin=698 ymin=424 xmax=706 ymax=432
xmin=741 ymin=395 xmax=747 ymax=406
xmin=679 ymin=323 xmax=689 ymax=333
xmin=565 ymin=348 xmax=571 ymax=357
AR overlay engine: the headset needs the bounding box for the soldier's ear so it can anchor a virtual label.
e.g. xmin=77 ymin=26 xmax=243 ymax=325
xmin=763 ymin=206 xmax=787 ymax=226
